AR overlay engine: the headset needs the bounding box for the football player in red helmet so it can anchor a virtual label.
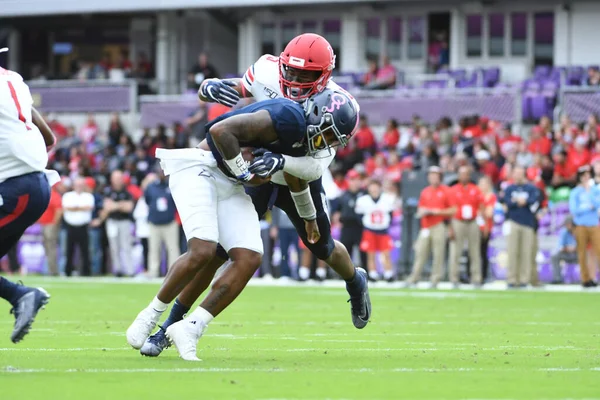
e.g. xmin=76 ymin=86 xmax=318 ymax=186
xmin=198 ymin=33 xmax=336 ymax=106
xmin=279 ymin=33 xmax=336 ymax=100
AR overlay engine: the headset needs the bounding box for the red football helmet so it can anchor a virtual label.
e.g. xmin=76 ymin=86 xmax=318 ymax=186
xmin=279 ymin=33 xmax=336 ymax=101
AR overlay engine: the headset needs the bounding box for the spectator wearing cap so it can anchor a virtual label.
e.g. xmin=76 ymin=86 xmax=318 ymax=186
xmin=502 ymin=166 xmax=539 ymax=288
xmin=475 ymin=150 xmax=499 ymax=185
xmin=144 ymin=168 xmax=180 ymax=278
xmin=448 ymin=166 xmax=484 ymax=287
xmin=528 ymin=126 xmax=552 ymax=156
xmin=550 ymin=216 xmax=577 ymax=284
xmin=406 ymin=167 xmax=455 ymax=287
xmin=332 ymin=170 xmax=367 ymax=269
xmin=552 ymin=146 xmax=576 ymax=188
xmin=62 ymin=177 xmax=95 ymax=276
xmin=37 ymin=184 xmax=63 ymax=276
xmin=568 ymin=166 xmax=600 ymax=288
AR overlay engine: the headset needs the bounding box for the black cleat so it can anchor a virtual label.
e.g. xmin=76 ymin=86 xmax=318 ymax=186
xmin=10 ymin=287 xmax=50 ymax=344
xmin=347 ymin=268 xmax=371 ymax=329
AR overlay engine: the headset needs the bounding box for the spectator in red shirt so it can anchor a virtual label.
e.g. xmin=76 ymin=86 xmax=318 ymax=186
xmin=479 ymin=116 xmax=494 ymax=137
xmin=407 ymin=166 xmax=455 ymax=287
xmin=448 ymin=166 xmax=485 ymax=286
xmin=526 ymin=153 xmax=543 ymax=182
xmin=591 ymin=141 xmax=600 ymax=164
xmin=527 ymin=126 xmax=552 ymax=155
xmin=386 ymin=152 xmax=404 ymax=183
xmin=552 ymin=147 xmax=576 ymax=187
xmin=475 ymin=149 xmax=499 ymax=185
xmin=567 ymin=136 xmax=591 ymax=172
xmin=46 ymin=114 xmax=68 ymax=139
xmin=496 ymin=123 xmax=522 ymax=157
xmin=382 ymin=119 xmax=400 ymax=150
xmin=354 ymin=115 xmax=377 ymax=152
xmin=538 ymin=116 xmax=553 ymax=137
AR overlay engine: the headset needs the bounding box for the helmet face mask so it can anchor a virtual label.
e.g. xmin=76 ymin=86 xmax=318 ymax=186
xmin=304 ymin=93 xmax=355 ymax=158
xmin=280 ymin=64 xmax=324 ymax=100
xmin=279 ymin=33 xmax=335 ymax=101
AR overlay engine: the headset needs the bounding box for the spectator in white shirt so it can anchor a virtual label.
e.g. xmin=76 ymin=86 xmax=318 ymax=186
xmin=62 ymin=178 xmax=95 ymax=276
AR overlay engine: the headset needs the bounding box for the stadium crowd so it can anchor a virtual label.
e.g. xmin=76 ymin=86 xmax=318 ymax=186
xmin=2 ymin=104 xmax=600 ymax=287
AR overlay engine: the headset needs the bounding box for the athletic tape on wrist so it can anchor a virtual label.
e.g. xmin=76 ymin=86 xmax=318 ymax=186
xmin=290 ymin=187 xmax=317 ymax=220
xmin=224 ymin=153 xmax=251 ymax=182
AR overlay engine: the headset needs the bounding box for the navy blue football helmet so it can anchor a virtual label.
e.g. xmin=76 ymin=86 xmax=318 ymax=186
xmin=303 ymin=88 xmax=358 ymax=157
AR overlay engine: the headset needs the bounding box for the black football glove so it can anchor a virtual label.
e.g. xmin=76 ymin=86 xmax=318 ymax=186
xmin=249 ymin=149 xmax=286 ymax=178
xmin=200 ymin=79 xmax=240 ymax=107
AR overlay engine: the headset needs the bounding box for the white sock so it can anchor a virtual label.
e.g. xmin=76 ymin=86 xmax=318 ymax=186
xmin=316 ymin=267 xmax=327 ymax=279
xmin=298 ymin=266 xmax=310 ymax=280
xmin=187 ymin=306 xmax=214 ymax=327
xmin=149 ymin=296 xmax=168 ymax=313
xmin=383 ymin=270 xmax=394 ymax=279
xmin=370 ymin=270 xmax=381 ymax=280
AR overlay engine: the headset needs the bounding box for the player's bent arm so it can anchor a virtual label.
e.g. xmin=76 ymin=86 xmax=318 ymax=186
xmin=209 ymin=109 xmax=278 ymax=157
xmin=31 ymin=107 xmax=56 ymax=149
xmin=284 ymin=173 xmax=317 ymax=221
xmin=281 ymin=153 xmax=331 ymax=182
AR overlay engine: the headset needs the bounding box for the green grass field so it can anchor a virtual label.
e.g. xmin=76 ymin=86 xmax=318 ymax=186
xmin=1 ymin=278 xmax=599 ymax=400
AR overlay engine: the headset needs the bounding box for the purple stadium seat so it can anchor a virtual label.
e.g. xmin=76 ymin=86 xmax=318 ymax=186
xmin=483 ymin=67 xmax=500 ymax=87
xmin=522 ymin=96 xmax=532 ymax=121
xmin=530 ymin=94 xmax=550 ymax=120
xmin=534 ymin=65 xmax=551 ymax=80
xmin=567 ymin=66 xmax=584 ymax=85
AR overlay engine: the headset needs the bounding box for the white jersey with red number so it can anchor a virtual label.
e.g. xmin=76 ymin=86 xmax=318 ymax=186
xmin=241 ymin=54 xmax=360 ymax=186
xmin=0 ymin=67 xmax=48 ymax=183
xmin=355 ymin=193 xmax=396 ymax=232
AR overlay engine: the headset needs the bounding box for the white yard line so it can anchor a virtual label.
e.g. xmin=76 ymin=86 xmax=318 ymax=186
xmin=15 ymin=276 xmax=600 ymax=293
xmin=2 ymin=366 xmax=600 ymax=374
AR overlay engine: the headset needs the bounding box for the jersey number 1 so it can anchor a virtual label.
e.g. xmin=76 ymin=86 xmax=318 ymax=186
xmin=7 ymin=81 xmax=31 ymax=130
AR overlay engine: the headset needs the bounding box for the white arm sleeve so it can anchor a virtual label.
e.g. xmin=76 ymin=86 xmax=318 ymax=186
xmin=281 ymin=155 xmax=328 ymax=182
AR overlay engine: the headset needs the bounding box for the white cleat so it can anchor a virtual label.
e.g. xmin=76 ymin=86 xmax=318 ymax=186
xmin=126 ymin=308 xmax=161 ymax=349
xmin=166 ymin=320 xmax=205 ymax=361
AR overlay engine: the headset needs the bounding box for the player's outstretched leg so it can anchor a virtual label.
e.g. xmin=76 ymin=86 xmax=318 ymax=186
xmin=141 ymin=257 xmax=226 ymax=357
xmin=126 ymin=238 xmax=216 ymax=349
xmin=0 ymin=277 xmax=50 ymax=343
xmin=166 ymin=248 xmax=261 ymax=361
xmin=325 ymin=240 xmax=371 ymax=329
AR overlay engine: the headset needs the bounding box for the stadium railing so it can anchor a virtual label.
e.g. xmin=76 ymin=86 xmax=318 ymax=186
xmin=554 ymin=86 xmax=600 ymax=123
xmin=27 ymin=79 xmax=139 ymax=114
xmin=139 ymin=87 xmax=524 ymax=128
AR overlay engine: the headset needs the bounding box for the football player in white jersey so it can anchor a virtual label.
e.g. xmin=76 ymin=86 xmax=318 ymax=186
xmin=138 ymin=34 xmax=371 ymax=359
xmin=355 ymin=180 xmax=397 ymax=282
xmin=0 ymin=53 xmax=55 ymax=343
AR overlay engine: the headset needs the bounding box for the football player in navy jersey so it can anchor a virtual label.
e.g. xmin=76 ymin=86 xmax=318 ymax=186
xmin=127 ymin=90 xmax=370 ymax=361
xmin=138 ymin=89 xmax=371 ymax=360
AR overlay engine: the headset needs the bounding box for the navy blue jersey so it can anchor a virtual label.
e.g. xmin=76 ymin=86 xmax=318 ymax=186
xmin=206 ymin=98 xmax=307 ymax=173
